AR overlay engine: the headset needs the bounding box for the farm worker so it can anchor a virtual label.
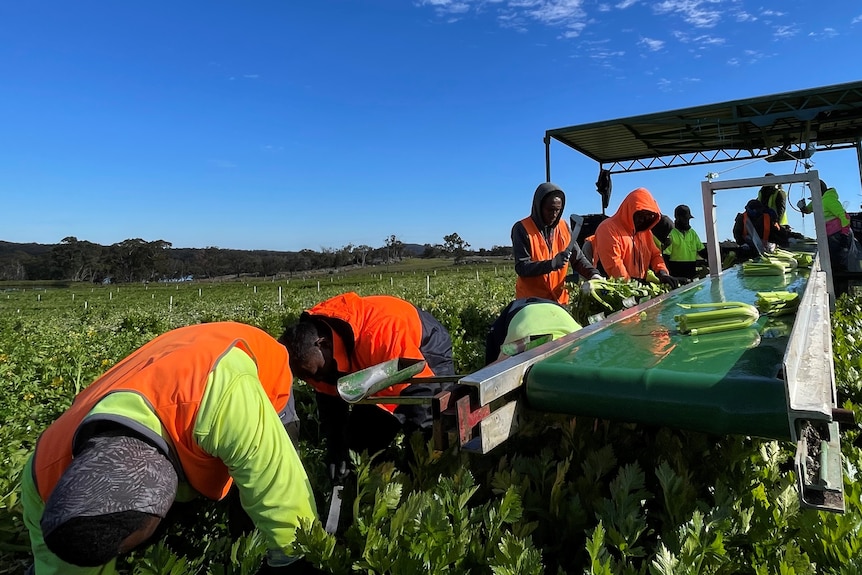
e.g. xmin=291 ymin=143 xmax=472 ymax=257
xmin=664 ymin=205 xmax=708 ymax=280
xmin=484 ymin=297 xmax=581 ymax=364
xmin=757 ymin=173 xmax=788 ymax=227
xmin=732 ymin=198 xmax=787 ymax=255
xmin=594 ymin=187 xmax=689 ymax=289
xmin=280 ymin=292 xmax=455 ymax=476
xmin=21 ymin=322 xmax=320 ymax=575
xmin=512 ymin=182 xmax=602 ymax=305
xmin=798 ymin=179 xmax=855 ymax=272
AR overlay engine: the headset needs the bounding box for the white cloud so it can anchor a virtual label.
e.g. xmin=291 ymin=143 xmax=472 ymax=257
xmin=853 ymin=14 xmax=862 ymax=24
xmin=809 ymin=27 xmax=839 ymax=39
xmin=243 ymin=74 xmax=260 ymax=79
xmin=639 ymin=37 xmax=664 ymax=51
xmin=672 ymin=30 xmax=725 ymax=46
xmin=773 ymin=24 xmax=798 ymax=39
xmin=523 ymin=0 xmax=587 ymax=27
xmin=731 ymin=49 xmax=769 ymax=65
xmin=653 ymin=0 xmax=723 ymax=28
xmin=417 ymin=0 xmax=471 ymax=21
xmin=415 ymin=0 xmax=798 ymax=45
xmin=657 ymin=76 xmax=700 ymax=91
xmin=693 ymin=34 xmax=725 ymax=46
xmin=419 ymin=0 xmax=470 ymax=11
xmin=584 ymin=40 xmax=625 ymax=63
xmin=419 ymin=0 xmax=589 ymax=37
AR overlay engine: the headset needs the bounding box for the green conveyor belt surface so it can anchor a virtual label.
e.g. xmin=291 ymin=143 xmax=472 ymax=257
xmin=526 ymin=266 xmax=811 ymax=440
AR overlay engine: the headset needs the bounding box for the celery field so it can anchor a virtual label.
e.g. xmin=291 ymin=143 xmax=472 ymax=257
xmin=2 ymin=265 xmax=862 ymax=574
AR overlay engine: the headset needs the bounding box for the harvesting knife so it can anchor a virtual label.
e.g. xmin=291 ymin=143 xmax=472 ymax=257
xmin=324 ymin=484 xmax=344 ymax=535
xmin=744 ymin=216 xmax=767 ymax=257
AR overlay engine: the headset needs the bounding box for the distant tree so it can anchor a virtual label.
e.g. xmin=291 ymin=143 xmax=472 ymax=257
xmin=421 ymin=243 xmax=444 ymax=259
xmin=335 ymin=244 xmax=354 ymax=269
xmin=167 ymin=249 xmax=198 ymax=279
xmin=0 ymin=255 xmax=28 ymax=280
xmin=106 ymin=239 xmax=172 ymax=282
xmin=352 ymin=245 xmax=372 ymax=267
xmin=51 ymin=236 xmax=103 ymax=282
xmin=488 ymin=245 xmax=514 ymax=258
xmin=23 ymin=253 xmax=54 ymax=281
xmin=384 ymin=235 xmax=405 ymax=262
xmin=443 ymin=233 xmax=471 ymax=263
xmin=225 ymin=250 xmax=247 ymax=278
xmin=258 ymin=255 xmax=282 ymax=277
xmin=195 ymin=246 xmax=225 ymax=278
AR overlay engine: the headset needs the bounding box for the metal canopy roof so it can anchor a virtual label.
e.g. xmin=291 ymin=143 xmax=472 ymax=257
xmin=545 ymin=80 xmax=862 ymax=174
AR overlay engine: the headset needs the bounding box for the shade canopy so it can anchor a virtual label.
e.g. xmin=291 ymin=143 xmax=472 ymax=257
xmin=545 ymin=80 xmax=862 ymax=174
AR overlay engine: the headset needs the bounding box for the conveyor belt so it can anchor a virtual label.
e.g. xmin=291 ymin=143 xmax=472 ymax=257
xmin=525 ymin=266 xmax=809 ymax=440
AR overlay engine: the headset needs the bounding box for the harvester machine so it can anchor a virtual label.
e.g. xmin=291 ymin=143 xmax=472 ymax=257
xmin=339 ymin=173 xmax=849 ymax=513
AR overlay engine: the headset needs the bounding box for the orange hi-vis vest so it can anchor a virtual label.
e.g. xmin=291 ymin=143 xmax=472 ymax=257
xmin=743 ymin=213 xmax=772 ymax=244
xmin=303 ymin=293 xmax=432 ymax=415
xmin=32 ymin=322 xmax=292 ymax=503
xmin=515 ymin=216 xmax=572 ymax=305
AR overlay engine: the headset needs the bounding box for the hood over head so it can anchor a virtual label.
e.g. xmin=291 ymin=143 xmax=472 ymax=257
xmin=612 ymin=187 xmax=662 ymax=234
xmin=745 ymin=198 xmax=763 ymax=212
xmin=531 ymin=182 xmax=566 ymax=229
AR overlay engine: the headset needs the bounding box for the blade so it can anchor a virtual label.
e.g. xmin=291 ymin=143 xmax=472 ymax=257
xmin=324 ymin=484 xmax=344 ymax=534
xmin=744 ymin=217 xmax=766 ymax=257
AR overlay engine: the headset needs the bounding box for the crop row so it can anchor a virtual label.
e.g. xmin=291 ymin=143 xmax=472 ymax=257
xmin=1 ymin=268 xmax=861 ymax=574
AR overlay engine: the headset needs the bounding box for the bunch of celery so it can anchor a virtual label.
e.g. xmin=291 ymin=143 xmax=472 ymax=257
xmin=755 ymin=290 xmax=800 ymax=316
xmin=771 ymin=248 xmax=813 ymax=268
xmin=573 ymin=277 xmax=666 ymax=325
xmin=794 ymin=252 xmax=814 ymax=267
xmin=765 ymin=250 xmax=798 ymax=269
xmin=742 ymin=258 xmax=790 ymax=276
xmin=674 ymin=301 xmax=760 ymax=335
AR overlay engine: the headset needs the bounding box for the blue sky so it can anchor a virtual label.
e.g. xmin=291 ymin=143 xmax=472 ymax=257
xmin=2 ymin=1 xmax=860 ymax=251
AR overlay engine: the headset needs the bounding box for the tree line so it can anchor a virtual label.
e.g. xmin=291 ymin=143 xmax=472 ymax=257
xmin=0 ymin=234 xmax=513 ymax=283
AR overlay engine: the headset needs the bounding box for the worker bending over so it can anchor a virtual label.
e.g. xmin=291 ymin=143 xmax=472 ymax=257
xmin=280 ymin=292 xmax=455 ymax=477
xmin=22 ymin=322 xmax=319 ymax=575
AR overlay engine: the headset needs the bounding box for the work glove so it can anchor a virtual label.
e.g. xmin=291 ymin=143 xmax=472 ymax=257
xmin=580 ymin=274 xmax=604 ymax=295
xmin=550 ymin=250 xmax=571 ymax=270
xmin=657 ymin=271 xmax=690 ymax=289
xmin=329 ymin=459 xmax=350 ymax=484
xmin=324 ymin=436 xmax=351 ymax=484
xmin=325 ymin=444 xmax=350 ymax=485
xmin=797 ymin=198 xmax=808 ymax=211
